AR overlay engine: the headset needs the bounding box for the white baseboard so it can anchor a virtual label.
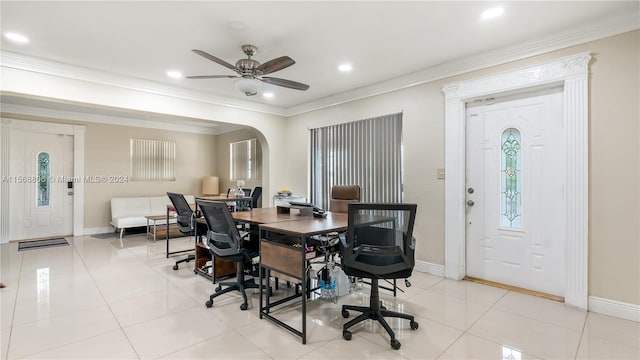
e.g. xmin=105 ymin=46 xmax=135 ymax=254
xmin=589 ymin=296 xmax=640 ymax=322
xmin=83 ymin=226 xmax=114 ymax=235
xmin=415 ymin=260 xmax=445 ymax=278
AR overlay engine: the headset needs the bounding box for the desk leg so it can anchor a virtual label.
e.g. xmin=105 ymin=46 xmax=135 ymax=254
xmin=165 ymin=208 xmax=170 ymax=258
xmin=301 ymin=238 xmax=307 ymax=345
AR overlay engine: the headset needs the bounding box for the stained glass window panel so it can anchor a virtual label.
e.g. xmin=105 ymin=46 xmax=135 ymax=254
xmin=501 ymin=128 xmax=521 ymax=227
xmin=37 ymin=152 xmax=50 ymax=207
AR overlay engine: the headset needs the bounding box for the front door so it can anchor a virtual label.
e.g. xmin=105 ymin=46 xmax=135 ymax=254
xmin=9 ymin=130 xmax=74 ymax=240
xmin=465 ymin=87 xmax=565 ymax=296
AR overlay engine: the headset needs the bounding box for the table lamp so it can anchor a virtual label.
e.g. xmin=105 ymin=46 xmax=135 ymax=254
xmin=201 ymin=176 xmax=219 ymax=195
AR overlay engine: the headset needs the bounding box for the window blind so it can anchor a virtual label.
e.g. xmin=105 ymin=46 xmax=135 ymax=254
xmin=130 ymin=139 xmax=175 ymax=181
xmin=310 ymin=112 xmax=403 ymax=209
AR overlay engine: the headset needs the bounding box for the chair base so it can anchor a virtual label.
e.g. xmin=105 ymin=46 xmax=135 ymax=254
xmin=205 ymin=266 xmax=260 ymax=310
xmin=341 ymin=278 xmax=418 ymax=350
xmin=172 ymin=254 xmax=195 ymax=271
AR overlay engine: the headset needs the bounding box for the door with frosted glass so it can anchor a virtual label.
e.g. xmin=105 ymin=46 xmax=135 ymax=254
xmin=9 ymin=131 xmax=74 ymax=240
xmin=465 ymin=88 xmax=565 ymax=296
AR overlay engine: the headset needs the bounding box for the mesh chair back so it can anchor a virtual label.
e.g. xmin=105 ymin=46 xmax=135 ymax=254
xmin=197 ymin=199 xmax=243 ymax=257
xmin=167 ymin=192 xmax=194 ymax=234
xmin=343 ymin=203 xmax=417 ymax=278
xmin=251 ymin=187 xmax=262 ymax=208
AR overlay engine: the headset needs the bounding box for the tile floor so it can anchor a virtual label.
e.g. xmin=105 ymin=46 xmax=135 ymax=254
xmin=1 ymin=234 xmax=638 ymax=359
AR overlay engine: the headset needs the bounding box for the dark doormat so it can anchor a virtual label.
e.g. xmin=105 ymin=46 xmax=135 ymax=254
xmin=18 ymin=238 xmax=69 ymax=251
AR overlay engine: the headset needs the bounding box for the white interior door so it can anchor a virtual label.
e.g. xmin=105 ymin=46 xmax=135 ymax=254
xmin=465 ymin=87 xmax=566 ymax=296
xmin=9 ymin=130 xmax=74 ymax=240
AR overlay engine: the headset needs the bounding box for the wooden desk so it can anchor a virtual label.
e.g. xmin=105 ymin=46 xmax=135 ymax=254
xmin=258 ymin=211 xmax=348 ymax=344
xmin=197 ymin=195 xmax=253 ymax=212
xmin=232 ymin=207 xmax=308 ymax=225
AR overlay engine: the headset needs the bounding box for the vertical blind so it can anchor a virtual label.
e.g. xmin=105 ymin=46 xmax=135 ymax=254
xmin=130 ymin=139 xmax=175 ymax=181
xmin=230 ymin=139 xmax=260 ymax=181
xmin=310 ymin=112 xmax=403 ymax=209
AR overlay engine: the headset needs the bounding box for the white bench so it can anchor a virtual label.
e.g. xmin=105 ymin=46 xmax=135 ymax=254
xmin=110 ymin=195 xmax=195 ymax=239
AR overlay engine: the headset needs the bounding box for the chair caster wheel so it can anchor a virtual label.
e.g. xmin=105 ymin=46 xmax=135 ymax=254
xmin=410 ymin=320 xmax=419 ymax=330
xmin=391 ymin=339 xmax=401 ymax=350
xmin=380 ymin=305 xmax=387 ymax=310
xmin=342 ymin=330 xmax=352 ymax=341
xmin=205 ymin=300 xmax=213 ymax=308
xmin=240 ymin=303 xmax=248 ymax=311
xmin=215 ymin=286 xmax=222 ymax=292
xmin=173 ymin=265 xmax=179 ymax=270
xmin=341 ymin=309 xmax=349 ymax=318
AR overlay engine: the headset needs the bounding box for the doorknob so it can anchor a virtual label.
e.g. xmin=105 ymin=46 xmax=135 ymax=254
xmin=466 ymin=200 xmax=475 ymax=206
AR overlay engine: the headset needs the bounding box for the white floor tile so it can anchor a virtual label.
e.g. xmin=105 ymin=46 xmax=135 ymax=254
xmin=582 ymin=312 xmax=640 ymax=349
xmin=403 ymin=288 xmax=490 ymax=330
xmin=8 ymin=304 xmax=120 ymax=358
xmin=430 ymin=279 xmax=508 ymax=307
xmin=468 ymin=308 xmax=582 ymax=359
xmin=23 ymin=330 xmax=138 ymax=359
xmin=159 ymin=331 xmax=270 ymax=359
xmin=439 ymin=333 xmax=542 ymax=360
xmin=108 ymin=285 xmax=199 ymax=327
xmin=493 ymin=290 xmax=587 ymax=331
xmin=2 ymin=236 xmax=638 ymax=360
xmin=122 ymin=306 xmax=231 ymax=359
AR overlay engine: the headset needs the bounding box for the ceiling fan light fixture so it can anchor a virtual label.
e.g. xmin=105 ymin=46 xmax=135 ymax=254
xmin=234 ymin=78 xmax=262 ymax=96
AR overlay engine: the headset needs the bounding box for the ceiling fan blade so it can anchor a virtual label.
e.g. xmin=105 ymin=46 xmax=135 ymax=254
xmin=256 ymin=56 xmax=295 ymax=75
xmin=260 ymin=76 xmax=310 ymax=91
xmin=192 ymin=49 xmax=240 ymax=72
xmin=185 ymin=75 xmax=238 ymax=79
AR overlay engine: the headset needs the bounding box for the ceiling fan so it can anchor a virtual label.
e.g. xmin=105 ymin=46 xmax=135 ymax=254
xmin=187 ymin=44 xmax=310 ymax=96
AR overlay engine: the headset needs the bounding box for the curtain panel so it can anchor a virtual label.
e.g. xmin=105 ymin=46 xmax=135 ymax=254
xmin=310 ymin=112 xmax=403 ymax=209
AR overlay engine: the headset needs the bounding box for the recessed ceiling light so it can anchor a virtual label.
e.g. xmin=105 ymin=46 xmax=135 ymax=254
xmin=4 ymin=32 xmax=29 ymax=43
xmin=166 ymin=70 xmax=182 ymax=79
xmin=481 ymin=7 xmax=504 ymax=20
xmin=263 ymin=92 xmax=274 ymax=98
xmin=227 ymin=20 xmax=247 ymax=31
xmin=338 ymin=64 xmax=352 ymax=72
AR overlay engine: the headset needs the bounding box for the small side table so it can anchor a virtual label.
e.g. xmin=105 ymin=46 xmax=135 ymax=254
xmin=145 ymin=214 xmax=174 ymax=241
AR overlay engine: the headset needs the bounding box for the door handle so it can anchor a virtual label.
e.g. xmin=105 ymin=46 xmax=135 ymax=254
xmin=466 ymin=200 xmax=474 ymax=207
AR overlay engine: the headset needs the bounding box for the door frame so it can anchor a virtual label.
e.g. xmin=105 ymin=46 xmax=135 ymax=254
xmin=442 ymin=52 xmax=591 ymax=309
xmin=0 ymin=119 xmax=85 ymax=243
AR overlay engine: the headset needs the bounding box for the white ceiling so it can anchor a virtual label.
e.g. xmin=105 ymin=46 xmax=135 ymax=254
xmin=1 ymin=1 xmax=639 ymax=115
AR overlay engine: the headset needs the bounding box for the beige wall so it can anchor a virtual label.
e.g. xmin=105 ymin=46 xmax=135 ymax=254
xmin=286 ymin=30 xmax=640 ymax=305
xmin=82 ymin=123 xmax=218 ymax=230
xmin=215 ymin=128 xmax=264 ymax=205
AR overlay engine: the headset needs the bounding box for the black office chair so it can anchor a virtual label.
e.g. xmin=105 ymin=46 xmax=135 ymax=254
xmin=167 ymin=192 xmax=206 ymax=271
xmin=250 ymin=186 xmax=262 ymax=208
xmin=340 ymin=202 xmax=419 ymax=350
xmin=197 ymin=199 xmax=260 ymax=311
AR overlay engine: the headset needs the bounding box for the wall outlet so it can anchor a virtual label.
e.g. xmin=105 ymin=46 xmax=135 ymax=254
xmin=437 ymin=168 xmax=446 ymax=179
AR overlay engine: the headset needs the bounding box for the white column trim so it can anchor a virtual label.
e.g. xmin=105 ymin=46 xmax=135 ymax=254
xmin=442 ymin=52 xmax=591 ymax=309
xmin=0 ymin=119 xmax=86 ymax=239
xmin=0 ymin=120 xmax=10 ymax=243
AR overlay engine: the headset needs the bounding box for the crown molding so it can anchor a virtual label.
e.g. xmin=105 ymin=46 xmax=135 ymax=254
xmin=0 ymin=103 xmax=241 ymax=135
xmin=285 ymin=10 xmax=639 ymax=117
xmin=0 ymin=51 xmax=287 ymax=117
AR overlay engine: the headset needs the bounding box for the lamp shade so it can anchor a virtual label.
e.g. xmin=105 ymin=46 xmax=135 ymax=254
xmin=234 ymin=78 xmax=261 ymax=95
xmin=201 ymin=176 xmax=219 ymax=195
